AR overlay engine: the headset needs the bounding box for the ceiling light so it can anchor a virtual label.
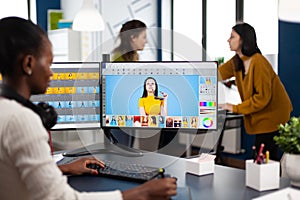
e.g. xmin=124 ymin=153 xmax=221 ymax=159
xmin=72 ymin=0 xmax=105 ymax=32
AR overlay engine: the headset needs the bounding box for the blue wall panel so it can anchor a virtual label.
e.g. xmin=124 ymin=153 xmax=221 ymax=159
xmin=36 ymin=0 xmax=60 ymax=31
xmin=278 ymin=20 xmax=300 ymax=117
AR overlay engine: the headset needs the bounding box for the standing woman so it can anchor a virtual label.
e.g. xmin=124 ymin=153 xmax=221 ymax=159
xmin=218 ymin=22 xmax=292 ymax=161
xmin=111 ymin=19 xmax=147 ymax=61
xmin=0 ymin=17 xmax=177 ymax=200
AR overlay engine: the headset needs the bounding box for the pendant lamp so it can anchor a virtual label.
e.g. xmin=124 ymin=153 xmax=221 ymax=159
xmin=72 ymin=0 xmax=105 ymax=32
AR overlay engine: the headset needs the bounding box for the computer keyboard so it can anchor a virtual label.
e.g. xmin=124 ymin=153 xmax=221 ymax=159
xmin=87 ymin=160 xmax=162 ymax=183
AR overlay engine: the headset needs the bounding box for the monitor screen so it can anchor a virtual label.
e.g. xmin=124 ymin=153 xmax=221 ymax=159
xmin=101 ymin=61 xmax=218 ymax=130
xmin=30 ymin=62 xmax=101 ymax=130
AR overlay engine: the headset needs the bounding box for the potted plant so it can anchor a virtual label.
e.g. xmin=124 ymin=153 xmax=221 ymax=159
xmin=274 ymin=116 xmax=300 ymax=187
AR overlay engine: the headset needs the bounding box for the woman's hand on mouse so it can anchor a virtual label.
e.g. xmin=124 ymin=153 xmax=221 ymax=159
xmin=58 ymin=157 xmax=105 ymax=175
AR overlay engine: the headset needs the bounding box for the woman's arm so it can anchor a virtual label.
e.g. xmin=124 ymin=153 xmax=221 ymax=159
xmin=122 ymin=178 xmax=177 ymax=200
xmin=218 ymin=58 xmax=235 ymax=81
xmin=160 ymin=101 xmax=167 ymax=116
xmin=139 ymin=107 xmax=146 ymax=115
xmin=160 ymin=92 xmax=168 ymax=116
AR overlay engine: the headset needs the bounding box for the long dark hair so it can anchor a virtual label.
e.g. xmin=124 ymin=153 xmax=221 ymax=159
xmin=0 ymin=17 xmax=47 ymax=76
xmin=112 ymin=19 xmax=146 ymax=61
xmin=141 ymin=77 xmax=158 ymax=98
xmin=151 ymin=116 xmax=157 ymax=124
xmin=232 ymin=23 xmax=261 ymax=72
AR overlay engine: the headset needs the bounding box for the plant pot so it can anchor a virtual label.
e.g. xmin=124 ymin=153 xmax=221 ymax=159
xmin=285 ymin=153 xmax=300 ymax=187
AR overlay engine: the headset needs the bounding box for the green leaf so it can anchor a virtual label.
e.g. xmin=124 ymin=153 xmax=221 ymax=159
xmin=275 ymin=116 xmax=300 ymax=154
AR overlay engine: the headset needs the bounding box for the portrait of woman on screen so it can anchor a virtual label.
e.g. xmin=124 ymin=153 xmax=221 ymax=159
xmin=138 ymin=77 xmax=168 ymax=116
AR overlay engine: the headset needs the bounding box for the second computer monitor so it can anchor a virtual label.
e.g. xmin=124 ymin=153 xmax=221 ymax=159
xmin=102 ymin=61 xmax=218 ymax=130
xmin=30 ymin=62 xmax=101 ymax=130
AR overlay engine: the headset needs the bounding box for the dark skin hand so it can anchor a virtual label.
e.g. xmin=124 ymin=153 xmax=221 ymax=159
xmin=122 ymin=177 xmax=177 ymax=200
xmin=58 ymin=157 xmax=105 ymax=175
xmin=59 ymin=157 xmax=177 ymax=199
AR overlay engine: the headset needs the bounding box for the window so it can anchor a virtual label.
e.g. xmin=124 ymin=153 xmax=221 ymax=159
xmin=206 ymin=0 xmax=236 ymax=62
xmin=0 ymin=0 xmax=36 ymax=23
xmin=173 ymin=0 xmax=202 ymax=61
xmin=0 ymin=1 xmax=28 ymax=19
xmin=172 ymin=0 xmax=278 ymax=68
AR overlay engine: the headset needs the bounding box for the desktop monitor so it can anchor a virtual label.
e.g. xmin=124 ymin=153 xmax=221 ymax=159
xmin=101 ymin=61 xmax=218 ymax=131
xmin=30 ymin=62 xmax=101 ymax=130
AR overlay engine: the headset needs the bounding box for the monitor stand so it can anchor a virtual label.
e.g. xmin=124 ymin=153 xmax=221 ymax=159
xmin=63 ymin=129 xmax=143 ymax=157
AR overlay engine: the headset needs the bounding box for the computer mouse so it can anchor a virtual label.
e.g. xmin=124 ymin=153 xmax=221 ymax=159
xmin=86 ymin=163 xmax=104 ymax=171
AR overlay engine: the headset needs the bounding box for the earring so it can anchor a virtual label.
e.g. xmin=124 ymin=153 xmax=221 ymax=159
xmin=27 ymin=70 xmax=32 ymax=76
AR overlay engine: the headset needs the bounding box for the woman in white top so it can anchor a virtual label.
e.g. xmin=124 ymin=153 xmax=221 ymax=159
xmin=0 ymin=16 xmax=177 ymax=200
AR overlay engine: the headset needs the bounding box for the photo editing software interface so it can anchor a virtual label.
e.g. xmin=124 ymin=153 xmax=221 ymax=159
xmin=30 ymin=62 xmax=101 ymax=129
xmin=102 ymin=62 xmax=218 ymax=130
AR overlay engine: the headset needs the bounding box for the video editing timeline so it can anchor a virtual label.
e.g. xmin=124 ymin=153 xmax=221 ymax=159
xmin=102 ymin=62 xmax=218 ymax=130
xmin=30 ymin=62 xmax=101 ymax=129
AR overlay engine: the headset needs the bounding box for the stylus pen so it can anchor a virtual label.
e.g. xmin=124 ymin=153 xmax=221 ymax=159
xmin=158 ymin=168 xmax=165 ymax=178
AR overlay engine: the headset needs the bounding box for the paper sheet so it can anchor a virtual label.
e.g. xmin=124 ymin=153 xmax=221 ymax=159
xmin=252 ymin=187 xmax=300 ymax=200
xmin=198 ymin=153 xmax=216 ymax=162
xmin=53 ymin=153 xmax=64 ymax=163
xmin=218 ymin=82 xmax=241 ymax=105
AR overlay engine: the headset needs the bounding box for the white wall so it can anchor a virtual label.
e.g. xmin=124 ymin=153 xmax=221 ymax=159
xmin=279 ymin=0 xmax=300 ymax=22
xmin=61 ymin=0 xmax=83 ymax=20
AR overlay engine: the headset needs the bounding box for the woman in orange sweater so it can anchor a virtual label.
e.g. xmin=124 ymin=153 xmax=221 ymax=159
xmin=218 ymin=22 xmax=293 ymax=161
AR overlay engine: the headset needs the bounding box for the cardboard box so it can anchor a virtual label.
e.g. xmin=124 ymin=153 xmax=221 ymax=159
xmin=245 ymin=159 xmax=280 ymax=191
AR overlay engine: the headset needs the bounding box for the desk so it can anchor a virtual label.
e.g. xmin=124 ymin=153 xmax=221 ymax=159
xmin=61 ymin=152 xmax=290 ymax=200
